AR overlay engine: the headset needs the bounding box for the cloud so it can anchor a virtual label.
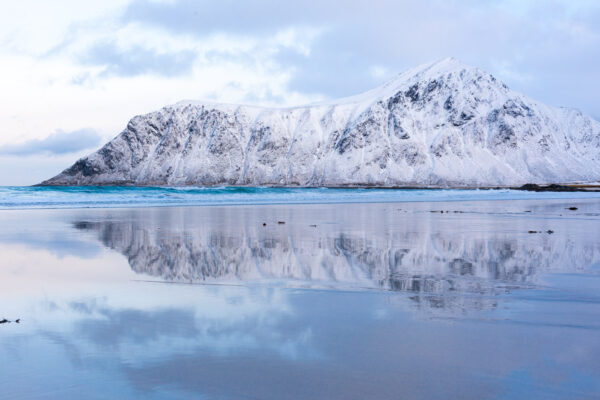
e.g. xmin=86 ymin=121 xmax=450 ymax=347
xmin=0 ymin=128 xmax=103 ymax=156
xmin=80 ymin=41 xmax=197 ymax=77
xmin=0 ymin=0 xmax=600 ymax=185
xmin=116 ymin=0 xmax=600 ymax=113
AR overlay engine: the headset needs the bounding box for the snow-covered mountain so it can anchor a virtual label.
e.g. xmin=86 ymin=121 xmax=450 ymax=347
xmin=42 ymin=58 xmax=600 ymax=187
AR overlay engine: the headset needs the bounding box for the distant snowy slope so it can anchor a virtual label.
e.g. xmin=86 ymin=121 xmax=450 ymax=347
xmin=41 ymin=58 xmax=600 ymax=187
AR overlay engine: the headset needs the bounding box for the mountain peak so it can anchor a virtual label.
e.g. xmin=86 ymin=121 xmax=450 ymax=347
xmin=354 ymin=57 xmax=487 ymax=107
xmin=41 ymin=59 xmax=600 ymax=188
xmin=430 ymin=56 xmax=469 ymax=69
xmin=397 ymin=57 xmax=479 ymax=83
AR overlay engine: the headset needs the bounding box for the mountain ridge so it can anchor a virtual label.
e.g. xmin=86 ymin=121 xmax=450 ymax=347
xmin=41 ymin=58 xmax=600 ymax=187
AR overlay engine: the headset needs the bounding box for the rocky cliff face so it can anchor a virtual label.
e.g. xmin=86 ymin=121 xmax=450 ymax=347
xmin=42 ymin=58 xmax=600 ymax=187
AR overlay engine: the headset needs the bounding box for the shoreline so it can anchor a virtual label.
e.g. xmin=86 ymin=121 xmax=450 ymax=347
xmin=29 ymin=182 xmax=600 ymax=192
xmin=1 ymin=193 xmax=599 ymax=213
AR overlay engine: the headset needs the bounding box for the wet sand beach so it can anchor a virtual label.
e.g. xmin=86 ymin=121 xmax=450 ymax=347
xmin=1 ymin=198 xmax=599 ymax=399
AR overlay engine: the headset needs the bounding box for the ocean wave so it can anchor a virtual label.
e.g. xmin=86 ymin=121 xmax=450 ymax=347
xmin=0 ymin=186 xmax=599 ymax=209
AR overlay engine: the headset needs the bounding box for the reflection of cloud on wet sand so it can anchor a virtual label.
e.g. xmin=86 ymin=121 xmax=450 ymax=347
xmin=2 ymin=203 xmax=600 ymax=399
xmin=33 ymin=286 xmax=316 ymax=366
xmin=30 ymin=287 xmax=600 ymax=400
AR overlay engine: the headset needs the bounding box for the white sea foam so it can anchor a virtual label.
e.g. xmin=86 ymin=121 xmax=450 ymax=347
xmin=1 ymin=186 xmax=600 ymax=209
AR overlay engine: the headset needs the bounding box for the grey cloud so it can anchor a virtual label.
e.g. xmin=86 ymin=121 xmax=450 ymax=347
xmin=122 ymin=0 xmax=328 ymax=35
xmin=81 ymin=41 xmax=197 ymax=77
xmin=75 ymin=307 xmax=199 ymax=347
xmin=273 ymin=31 xmax=384 ymax=98
xmin=120 ymin=0 xmax=600 ymax=117
xmin=0 ymin=128 xmax=102 ymax=156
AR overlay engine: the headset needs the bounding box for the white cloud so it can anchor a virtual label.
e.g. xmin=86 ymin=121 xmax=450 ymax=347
xmin=0 ymin=0 xmax=599 ymax=184
xmin=0 ymin=1 xmax=130 ymax=55
xmin=0 ymin=8 xmax=324 ymax=152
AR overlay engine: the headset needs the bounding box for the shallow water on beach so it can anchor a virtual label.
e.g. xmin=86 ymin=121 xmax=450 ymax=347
xmin=1 ymin=198 xmax=600 ymax=399
xmin=2 ymin=185 xmax=600 ymax=209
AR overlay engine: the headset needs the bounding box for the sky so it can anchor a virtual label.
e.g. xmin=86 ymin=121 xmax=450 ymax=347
xmin=0 ymin=0 xmax=599 ymax=185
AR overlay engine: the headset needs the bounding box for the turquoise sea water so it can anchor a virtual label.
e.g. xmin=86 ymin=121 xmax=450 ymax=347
xmin=1 ymin=186 xmax=600 ymax=208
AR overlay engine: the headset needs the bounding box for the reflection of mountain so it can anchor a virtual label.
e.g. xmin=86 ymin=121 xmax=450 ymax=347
xmin=74 ymin=208 xmax=600 ymax=313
